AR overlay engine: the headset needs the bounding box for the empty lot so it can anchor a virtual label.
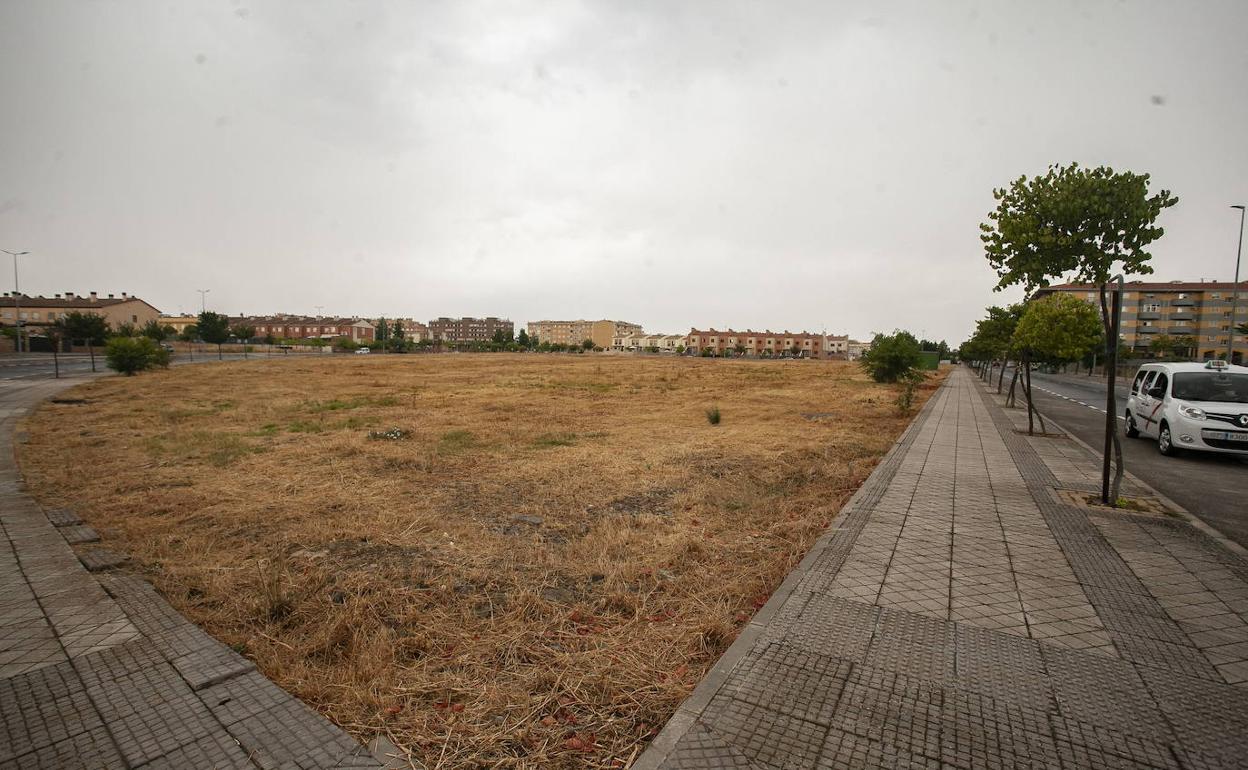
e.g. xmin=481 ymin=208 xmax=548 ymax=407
xmin=19 ymin=354 xmax=940 ymax=768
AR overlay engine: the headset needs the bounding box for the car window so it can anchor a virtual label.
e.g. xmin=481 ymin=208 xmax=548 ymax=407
xmin=1139 ymin=371 xmax=1157 ymax=393
xmin=1131 ymin=370 xmax=1149 ymax=394
xmin=1172 ymin=372 xmax=1248 ymax=403
xmin=1151 ymin=373 xmax=1169 ymax=396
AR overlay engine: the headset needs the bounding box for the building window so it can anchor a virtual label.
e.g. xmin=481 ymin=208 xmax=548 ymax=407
xmin=1144 ymin=303 xmax=1160 ymax=312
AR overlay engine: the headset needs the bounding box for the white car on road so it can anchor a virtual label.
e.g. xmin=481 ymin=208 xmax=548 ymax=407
xmin=1124 ymin=360 xmax=1248 ymax=456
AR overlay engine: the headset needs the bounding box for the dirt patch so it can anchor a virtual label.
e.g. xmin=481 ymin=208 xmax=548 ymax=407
xmin=17 ymin=354 xmax=943 ymax=768
xmin=1056 ymin=488 xmax=1176 ymax=517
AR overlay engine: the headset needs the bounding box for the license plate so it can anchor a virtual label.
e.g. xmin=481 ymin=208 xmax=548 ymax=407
xmin=1202 ymin=430 xmax=1248 ymax=442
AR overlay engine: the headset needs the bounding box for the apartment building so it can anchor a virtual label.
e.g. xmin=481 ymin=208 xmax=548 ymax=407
xmin=612 ymin=333 xmax=686 ymax=352
xmin=1036 ymin=280 xmax=1248 ymax=363
xmin=160 ymin=315 xmax=199 ymax=336
xmin=527 ymin=319 xmax=643 ymax=349
xmin=239 ymin=315 xmax=375 ymax=342
xmin=684 ymin=329 xmax=844 ymax=359
xmin=0 ymin=292 xmax=161 ymax=333
xmin=428 ymin=316 xmax=514 ymax=343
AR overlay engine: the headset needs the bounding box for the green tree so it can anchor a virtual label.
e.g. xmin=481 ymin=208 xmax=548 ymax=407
xmin=492 ymin=328 xmax=514 ymax=345
xmin=376 ymin=317 xmax=389 ymax=347
xmin=178 ymin=324 xmax=199 ymax=342
xmin=860 ymin=330 xmax=924 ymax=383
xmin=60 ymin=311 xmax=110 ymax=372
xmin=581 ymin=338 xmax=595 ymax=350
xmin=105 ymin=336 xmax=166 ymax=375
xmin=1171 ymin=334 xmax=1196 ymax=360
xmin=1013 ymin=293 xmax=1102 ymax=435
xmin=516 ymin=328 xmax=530 ymax=348
xmin=1149 ymin=334 xmax=1175 ymax=359
xmin=140 ymin=319 xmax=171 ymax=341
xmin=981 ymin=162 xmax=1177 ymax=504
xmin=197 ymin=311 xmax=231 ymax=359
xmin=113 ymin=322 xmax=138 ymax=337
xmin=231 ymin=324 xmax=256 ymax=359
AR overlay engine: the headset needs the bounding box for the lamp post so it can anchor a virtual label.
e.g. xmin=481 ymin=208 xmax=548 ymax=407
xmin=1229 ymin=205 xmax=1246 ymax=364
xmin=2 ymin=250 xmax=30 ymax=353
xmin=197 ymin=288 xmax=210 ymax=313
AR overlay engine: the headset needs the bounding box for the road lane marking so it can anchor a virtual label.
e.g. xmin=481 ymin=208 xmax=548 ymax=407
xmin=1033 ymin=385 xmax=1125 ymax=420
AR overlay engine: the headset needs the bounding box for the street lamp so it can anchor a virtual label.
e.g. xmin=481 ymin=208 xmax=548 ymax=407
xmin=1229 ymin=206 xmax=1246 ymax=364
xmin=197 ymin=288 xmax=210 ymax=313
xmin=2 ymin=250 xmax=30 ymax=353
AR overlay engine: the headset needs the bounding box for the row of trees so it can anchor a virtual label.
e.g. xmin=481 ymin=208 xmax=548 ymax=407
xmin=967 ymin=161 xmax=1178 ymax=505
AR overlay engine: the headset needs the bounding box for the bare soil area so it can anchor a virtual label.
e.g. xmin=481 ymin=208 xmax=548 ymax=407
xmin=19 ymin=354 xmax=941 ymax=768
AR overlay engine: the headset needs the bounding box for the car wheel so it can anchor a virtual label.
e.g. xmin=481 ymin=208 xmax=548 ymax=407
xmin=1158 ymin=422 xmax=1181 ymax=456
xmin=1125 ymin=412 xmax=1140 ymax=438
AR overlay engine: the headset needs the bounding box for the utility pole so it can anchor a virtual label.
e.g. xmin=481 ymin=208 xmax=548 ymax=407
xmin=2 ymin=250 xmax=30 ymax=353
xmin=197 ymin=288 xmax=210 ymax=313
xmin=1229 ymin=205 xmax=1245 ymax=363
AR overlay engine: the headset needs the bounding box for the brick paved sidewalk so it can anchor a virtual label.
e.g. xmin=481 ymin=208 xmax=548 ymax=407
xmin=636 ymin=367 xmax=1248 ymax=769
xmin=0 ymin=377 xmax=391 ymax=769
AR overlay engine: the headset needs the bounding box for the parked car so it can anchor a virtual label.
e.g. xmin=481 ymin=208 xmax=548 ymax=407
xmin=355 ymin=347 xmax=370 ymax=354
xmin=1124 ymin=359 xmax=1248 ymax=456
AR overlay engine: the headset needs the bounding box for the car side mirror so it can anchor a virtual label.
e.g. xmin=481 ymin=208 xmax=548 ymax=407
xmin=1148 ymin=386 xmax=1166 ymax=398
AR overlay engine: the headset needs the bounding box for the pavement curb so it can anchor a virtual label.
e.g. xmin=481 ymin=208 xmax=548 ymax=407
xmin=973 ymin=371 xmax=1248 ymax=560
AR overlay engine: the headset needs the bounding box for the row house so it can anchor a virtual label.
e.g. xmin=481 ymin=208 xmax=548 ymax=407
xmin=684 ymin=329 xmax=844 ymax=359
xmin=240 ymin=315 xmax=375 ymax=342
xmin=396 ymin=319 xmax=429 ymax=342
xmin=1 ymin=292 xmax=160 ymax=333
xmin=612 ymin=333 xmax=686 ymax=352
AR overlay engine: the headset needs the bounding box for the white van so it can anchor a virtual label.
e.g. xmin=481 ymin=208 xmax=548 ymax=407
xmin=1124 ymin=360 xmax=1248 ymax=456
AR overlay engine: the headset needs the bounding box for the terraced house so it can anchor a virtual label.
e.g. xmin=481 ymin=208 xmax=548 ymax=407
xmin=527 ymin=319 xmax=642 ymax=348
xmin=684 ymin=328 xmax=845 ymax=358
xmin=1037 ymin=280 xmax=1248 ymax=363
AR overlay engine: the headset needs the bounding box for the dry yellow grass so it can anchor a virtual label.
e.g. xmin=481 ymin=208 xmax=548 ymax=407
xmin=18 ymin=354 xmax=942 ymax=768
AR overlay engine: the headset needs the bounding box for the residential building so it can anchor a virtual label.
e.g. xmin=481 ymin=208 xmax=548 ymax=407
xmin=684 ymin=329 xmax=845 ymax=359
xmin=846 ymin=340 xmax=869 ymax=360
xmin=0 ymin=292 xmax=161 ymax=334
xmin=611 ymin=333 xmax=685 ymax=352
xmin=1035 ymin=280 xmax=1248 ymax=364
xmin=236 ymin=315 xmax=375 ymax=342
xmin=428 ymin=316 xmax=514 ymax=343
xmin=160 ymin=315 xmax=200 ymax=336
xmin=396 ymin=319 xmax=429 ymax=342
xmin=527 ymin=319 xmax=643 ymax=349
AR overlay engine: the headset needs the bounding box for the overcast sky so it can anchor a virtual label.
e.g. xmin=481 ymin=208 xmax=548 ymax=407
xmin=1 ymin=1 xmax=1246 ymax=343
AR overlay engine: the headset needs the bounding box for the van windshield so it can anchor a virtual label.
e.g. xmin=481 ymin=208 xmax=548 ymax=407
xmin=1172 ymin=372 xmax=1248 ymax=404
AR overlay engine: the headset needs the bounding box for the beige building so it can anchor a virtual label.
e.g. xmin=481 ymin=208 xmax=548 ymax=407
xmin=528 ymin=319 xmax=643 ymax=349
xmin=1036 ymin=280 xmax=1248 ymax=364
xmin=1 ymin=291 xmax=161 ymax=336
xmin=612 ymin=333 xmax=685 ymax=352
xmin=846 ymin=340 xmax=869 ymax=360
xmin=160 ymin=315 xmax=199 ymax=336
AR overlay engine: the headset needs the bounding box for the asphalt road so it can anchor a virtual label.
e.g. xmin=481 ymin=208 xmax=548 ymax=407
xmin=0 ymin=350 xmax=296 ymax=381
xmin=1016 ymin=368 xmax=1248 ymax=550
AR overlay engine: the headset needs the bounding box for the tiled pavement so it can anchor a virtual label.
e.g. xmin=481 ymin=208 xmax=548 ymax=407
xmin=0 ymin=377 xmax=389 ymax=769
xmin=637 ymin=367 xmax=1248 ymax=770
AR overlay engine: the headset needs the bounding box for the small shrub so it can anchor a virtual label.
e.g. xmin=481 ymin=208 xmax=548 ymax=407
xmin=860 ymin=330 xmax=923 ymax=383
xmin=706 ymin=406 xmax=721 ymax=425
xmin=896 ymin=377 xmax=919 ymax=414
xmin=105 ymin=336 xmax=162 ymax=376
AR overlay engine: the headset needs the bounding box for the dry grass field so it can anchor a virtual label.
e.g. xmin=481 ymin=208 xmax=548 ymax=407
xmin=18 ymin=354 xmax=941 ymax=768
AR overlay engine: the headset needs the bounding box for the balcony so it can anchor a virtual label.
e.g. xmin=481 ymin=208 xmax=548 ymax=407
xmin=1168 ymin=326 xmax=1194 ymax=335
xmin=1168 ymin=312 xmax=1195 ymax=321
xmin=1171 ymin=298 xmax=1195 ymax=307
xmin=1137 ymin=312 xmax=1161 ymax=320
xmin=1137 ymin=326 xmax=1160 ymax=334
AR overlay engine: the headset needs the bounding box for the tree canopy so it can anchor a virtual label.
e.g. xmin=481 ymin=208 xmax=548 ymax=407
xmin=860 ymin=330 xmax=924 ymax=383
xmin=1013 ymin=294 xmax=1102 ymax=364
xmin=982 ymin=163 xmax=1178 ymax=295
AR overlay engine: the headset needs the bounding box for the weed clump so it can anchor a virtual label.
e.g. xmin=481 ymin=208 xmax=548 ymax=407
xmin=367 ymin=427 xmax=410 ymax=441
xmin=705 ymin=406 xmax=721 ymax=425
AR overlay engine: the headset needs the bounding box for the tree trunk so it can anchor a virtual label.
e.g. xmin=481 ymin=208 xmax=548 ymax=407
xmin=218 ymin=344 xmax=223 ymax=360
xmin=997 ymin=356 xmax=1007 ymax=393
xmin=88 ymin=343 xmax=96 ymax=372
xmin=1021 ymin=349 xmax=1047 ymax=435
xmin=1098 ymin=283 xmax=1125 ymax=506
